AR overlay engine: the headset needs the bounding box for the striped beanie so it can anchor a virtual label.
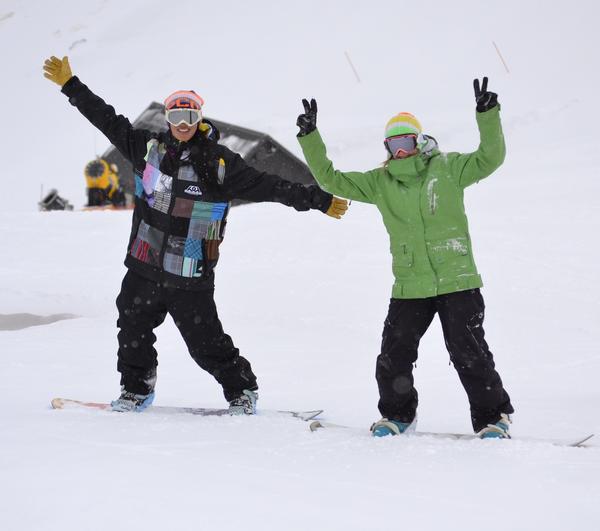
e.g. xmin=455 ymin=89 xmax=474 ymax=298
xmin=385 ymin=112 xmax=422 ymax=138
xmin=164 ymin=90 xmax=204 ymax=110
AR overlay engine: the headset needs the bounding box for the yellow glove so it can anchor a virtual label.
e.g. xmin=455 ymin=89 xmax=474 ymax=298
xmin=326 ymin=196 xmax=349 ymax=219
xmin=43 ymin=56 xmax=73 ymax=87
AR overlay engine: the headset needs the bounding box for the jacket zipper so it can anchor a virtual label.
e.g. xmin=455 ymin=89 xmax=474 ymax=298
xmin=157 ymin=150 xmax=180 ymax=279
xmin=418 ymin=178 xmax=438 ymax=294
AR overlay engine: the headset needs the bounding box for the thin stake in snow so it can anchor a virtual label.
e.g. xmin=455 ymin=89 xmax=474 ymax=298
xmin=344 ymin=50 xmax=361 ymax=83
xmin=492 ymin=41 xmax=510 ymax=74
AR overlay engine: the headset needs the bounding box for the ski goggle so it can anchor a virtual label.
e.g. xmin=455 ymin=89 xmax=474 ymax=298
xmin=385 ymin=134 xmax=418 ymax=158
xmin=165 ymin=108 xmax=202 ymax=126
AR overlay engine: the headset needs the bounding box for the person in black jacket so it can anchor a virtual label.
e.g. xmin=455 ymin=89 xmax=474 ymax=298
xmin=43 ymin=55 xmax=348 ymax=414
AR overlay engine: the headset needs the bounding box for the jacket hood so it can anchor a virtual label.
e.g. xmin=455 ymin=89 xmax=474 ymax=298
xmin=418 ymin=134 xmax=439 ymax=158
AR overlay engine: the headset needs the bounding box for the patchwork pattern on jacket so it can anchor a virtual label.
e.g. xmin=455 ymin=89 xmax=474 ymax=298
xmin=130 ymin=139 xmax=228 ymax=278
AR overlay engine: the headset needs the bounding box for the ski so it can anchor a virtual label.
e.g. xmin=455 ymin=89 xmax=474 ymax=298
xmin=309 ymin=420 xmax=594 ymax=448
xmin=51 ymin=398 xmax=322 ymax=421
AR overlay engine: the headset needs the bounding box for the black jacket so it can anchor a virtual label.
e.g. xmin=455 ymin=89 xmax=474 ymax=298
xmin=62 ymin=77 xmax=333 ymax=290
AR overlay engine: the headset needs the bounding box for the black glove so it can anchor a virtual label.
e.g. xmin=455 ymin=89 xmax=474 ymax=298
xmin=473 ymin=77 xmax=498 ymax=113
xmin=297 ymin=98 xmax=317 ymax=136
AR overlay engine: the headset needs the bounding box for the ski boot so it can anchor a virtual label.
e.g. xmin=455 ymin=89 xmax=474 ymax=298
xmin=111 ymin=387 xmax=155 ymax=412
xmin=228 ymin=389 xmax=258 ymax=415
xmin=371 ymin=417 xmax=416 ymax=437
xmin=478 ymin=413 xmax=511 ymax=439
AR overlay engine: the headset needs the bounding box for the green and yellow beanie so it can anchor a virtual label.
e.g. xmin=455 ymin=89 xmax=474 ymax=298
xmin=385 ymin=112 xmax=422 ymax=138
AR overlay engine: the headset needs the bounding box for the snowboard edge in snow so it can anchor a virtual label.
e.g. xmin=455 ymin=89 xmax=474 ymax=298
xmin=309 ymin=420 xmax=595 ymax=447
xmin=51 ymin=398 xmax=323 ymax=421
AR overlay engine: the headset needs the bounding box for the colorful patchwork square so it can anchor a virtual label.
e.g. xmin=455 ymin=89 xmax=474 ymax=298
xmin=155 ymin=173 xmax=172 ymax=194
xmin=163 ymin=253 xmax=183 ymax=275
xmin=178 ymin=164 xmax=197 ymax=182
xmin=172 ymin=197 xmax=195 ymax=218
xmin=182 ymin=257 xmax=203 ymax=278
xmin=165 ymin=236 xmax=186 ymax=256
xmin=136 ymin=220 xmax=164 ymax=250
xmin=190 ymin=201 xmax=228 ymax=221
xmin=210 ymin=202 xmax=228 ymax=221
xmin=153 ymin=190 xmax=171 ymax=213
xmin=190 ymin=202 xmax=214 ymax=221
xmin=145 ymin=141 xmax=162 ymax=167
xmin=130 ymin=238 xmax=160 ymax=266
xmin=184 ymin=239 xmax=203 ymax=259
xmin=142 ymin=163 xmax=161 ymax=196
xmin=204 ymin=239 xmax=221 ymax=261
xmin=135 ymin=175 xmax=144 ymax=198
xmin=188 ymin=219 xmax=211 ymax=240
xmin=136 ymin=220 xmax=151 ymax=241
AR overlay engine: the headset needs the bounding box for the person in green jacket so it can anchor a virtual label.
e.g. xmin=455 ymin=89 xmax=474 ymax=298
xmin=296 ymin=77 xmax=514 ymax=438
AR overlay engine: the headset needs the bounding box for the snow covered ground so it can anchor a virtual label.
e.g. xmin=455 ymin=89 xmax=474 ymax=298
xmin=1 ymin=1 xmax=599 ymax=530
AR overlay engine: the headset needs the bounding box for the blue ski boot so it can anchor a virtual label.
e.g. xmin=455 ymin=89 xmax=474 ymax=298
xmin=371 ymin=417 xmax=415 ymax=437
xmin=111 ymin=388 xmax=155 ymax=412
xmin=478 ymin=413 xmax=511 ymax=439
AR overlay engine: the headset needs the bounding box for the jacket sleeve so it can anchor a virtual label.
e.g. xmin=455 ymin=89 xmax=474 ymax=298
xmin=220 ymin=147 xmax=333 ymax=213
xmin=61 ymin=76 xmax=152 ymax=169
xmin=297 ymin=129 xmax=378 ymax=204
xmin=448 ymin=106 xmax=506 ymax=189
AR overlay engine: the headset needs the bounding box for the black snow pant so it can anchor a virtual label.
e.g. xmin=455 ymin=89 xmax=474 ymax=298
xmin=115 ymin=270 xmax=257 ymax=401
xmin=376 ymin=288 xmax=514 ymax=432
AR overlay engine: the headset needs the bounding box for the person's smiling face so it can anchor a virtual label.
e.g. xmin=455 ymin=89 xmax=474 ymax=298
xmin=170 ymin=122 xmax=198 ymax=143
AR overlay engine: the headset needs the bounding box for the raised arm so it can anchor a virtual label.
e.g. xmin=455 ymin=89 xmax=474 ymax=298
xmin=43 ymin=56 xmax=151 ymax=169
xmin=296 ymin=99 xmax=378 ymax=203
xmin=449 ymin=77 xmax=506 ymax=188
xmin=219 ymin=147 xmax=347 ymax=218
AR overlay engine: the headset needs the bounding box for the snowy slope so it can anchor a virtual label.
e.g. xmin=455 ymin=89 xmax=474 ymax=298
xmin=1 ymin=1 xmax=600 ymax=530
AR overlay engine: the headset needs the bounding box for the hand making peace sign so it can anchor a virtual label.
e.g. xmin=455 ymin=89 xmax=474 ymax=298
xmin=473 ymin=76 xmax=499 ymax=113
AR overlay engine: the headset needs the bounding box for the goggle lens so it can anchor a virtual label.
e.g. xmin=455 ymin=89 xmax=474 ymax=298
xmin=165 ymin=108 xmax=202 ymax=126
xmin=385 ymin=134 xmax=418 ymax=157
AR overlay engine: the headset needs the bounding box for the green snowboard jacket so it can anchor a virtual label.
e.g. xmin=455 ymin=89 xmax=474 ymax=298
xmin=298 ymin=106 xmax=506 ymax=299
